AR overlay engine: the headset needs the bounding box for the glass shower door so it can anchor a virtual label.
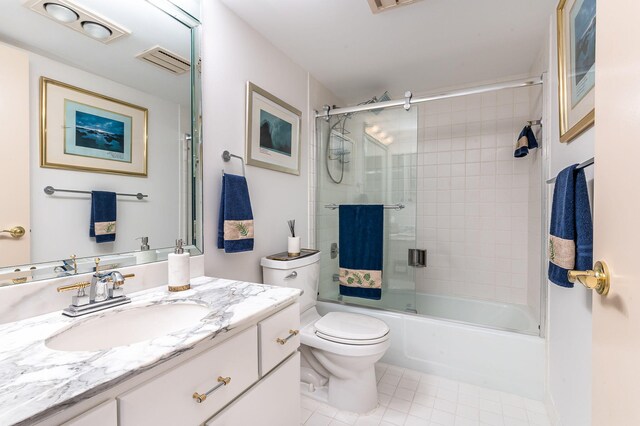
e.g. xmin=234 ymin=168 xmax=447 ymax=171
xmin=316 ymin=106 xmax=418 ymax=313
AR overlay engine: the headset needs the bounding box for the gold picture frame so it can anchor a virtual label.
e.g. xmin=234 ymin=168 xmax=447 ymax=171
xmin=40 ymin=77 xmax=148 ymax=176
xmin=557 ymin=0 xmax=596 ymax=143
xmin=245 ymin=82 xmax=301 ymax=175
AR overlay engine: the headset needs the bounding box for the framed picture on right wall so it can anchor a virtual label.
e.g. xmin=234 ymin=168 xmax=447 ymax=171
xmin=557 ymin=0 xmax=596 ymax=143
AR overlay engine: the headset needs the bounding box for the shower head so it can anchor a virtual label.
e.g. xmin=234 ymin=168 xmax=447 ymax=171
xmin=371 ymin=91 xmax=390 ymax=114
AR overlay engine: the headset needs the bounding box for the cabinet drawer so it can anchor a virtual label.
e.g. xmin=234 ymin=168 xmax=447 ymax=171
xmin=259 ymin=303 xmax=300 ymax=375
xmin=62 ymin=399 xmax=117 ymax=426
xmin=118 ymin=326 xmax=258 ymax=426
xmin=205 ymin=352 xmax=300 ymax=426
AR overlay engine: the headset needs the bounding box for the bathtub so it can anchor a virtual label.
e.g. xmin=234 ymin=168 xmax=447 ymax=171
xmin=316 ymin=295 xmax=545 ymax=400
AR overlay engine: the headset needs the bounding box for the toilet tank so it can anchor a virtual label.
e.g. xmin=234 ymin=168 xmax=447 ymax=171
xmin=260 ymin=252 xmax=320 ymax=313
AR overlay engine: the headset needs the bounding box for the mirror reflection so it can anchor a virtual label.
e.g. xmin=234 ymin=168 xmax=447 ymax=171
xmin=0 ymin=0 xmax=202 ymax=285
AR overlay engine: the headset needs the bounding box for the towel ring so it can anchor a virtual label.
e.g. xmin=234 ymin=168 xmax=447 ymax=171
xmin=222 ymin=150 xmax=246 ymax=176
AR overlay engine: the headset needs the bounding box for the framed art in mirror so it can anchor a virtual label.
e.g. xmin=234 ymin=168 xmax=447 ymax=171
xmin=40 ymin=77 xmax=148 ymax=176
xmin=245 ymin=82 xmax=301 ymax=175
xmin=557 ymin=0 xmax=596 ymax=143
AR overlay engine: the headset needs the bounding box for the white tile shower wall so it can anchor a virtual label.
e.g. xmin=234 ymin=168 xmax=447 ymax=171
xmin=415 ymin=87 xmax=538 ymax=306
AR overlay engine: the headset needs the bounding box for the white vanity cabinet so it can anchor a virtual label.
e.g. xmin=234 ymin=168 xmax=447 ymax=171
xmin=117 ymin=302 xmax=301 ymax=426
xmin=206 ymin=353 xmax=300 ymax=426
xmin=118 ymin=326 xmax=259 ymax=425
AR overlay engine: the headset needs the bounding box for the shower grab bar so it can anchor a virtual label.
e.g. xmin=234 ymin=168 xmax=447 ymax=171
xmin=324 ymin=203 xmax=405 ymax=210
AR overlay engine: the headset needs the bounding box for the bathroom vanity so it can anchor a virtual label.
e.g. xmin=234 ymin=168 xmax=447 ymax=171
xmin=0 ymin=277 xmax=301 ymax=426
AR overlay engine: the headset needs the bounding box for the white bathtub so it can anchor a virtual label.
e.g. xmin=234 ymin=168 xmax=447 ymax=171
xmin=316 ymin=296 xmax=545 ymax=400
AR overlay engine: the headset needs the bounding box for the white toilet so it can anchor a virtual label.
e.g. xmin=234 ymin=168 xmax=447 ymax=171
xmin=261 ymin=252 xmax=390 ymax=413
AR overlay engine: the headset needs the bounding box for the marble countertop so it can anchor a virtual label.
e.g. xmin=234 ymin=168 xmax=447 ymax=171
xmin=0 ymin=277 xmax=301 ymax=426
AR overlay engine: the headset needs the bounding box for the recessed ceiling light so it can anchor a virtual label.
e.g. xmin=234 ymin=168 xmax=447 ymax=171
xmin=81 ymin=21 xmax=112 ymax=40
xmin=43 ymin=2 xmax=78 ymax=23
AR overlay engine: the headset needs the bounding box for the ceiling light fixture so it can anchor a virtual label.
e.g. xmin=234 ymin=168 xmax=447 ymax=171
xmin=25 ymin=0 xmax=129 ymax=44
xmin=81 ymin=21 xmax=112 ymax=40
xmin=43 ymin=2 xmax=78 ymax=22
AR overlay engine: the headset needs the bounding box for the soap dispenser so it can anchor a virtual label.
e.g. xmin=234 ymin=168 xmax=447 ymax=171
xmin=168 ymin=239 xmax=190 ymax=292
xmin=135 ymin=237 xmax=157 ymax=264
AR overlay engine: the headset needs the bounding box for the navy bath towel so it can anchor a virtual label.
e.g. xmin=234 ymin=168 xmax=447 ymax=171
xmin=90 ymin=191 xmax=116 ymax=243
xmin=217 ymin=173 xmax=254 ymax=253
xmin=338 ymin=205 xmax=383 ymax=300
xmin=548 ymin=165 xmax=593 ymax=287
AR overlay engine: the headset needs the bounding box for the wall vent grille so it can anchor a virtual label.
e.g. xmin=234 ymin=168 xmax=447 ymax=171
xmin=136 ymin=46 xmax=190 ymax=75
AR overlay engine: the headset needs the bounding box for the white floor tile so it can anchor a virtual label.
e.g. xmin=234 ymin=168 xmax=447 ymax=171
xmin=335 ymin=410 xmax=360 ymax=425
xmin=454 ymin=416 xmax=480 ymax=426
xmin=317 ymin=403 xmax=339 ymax=417
xmin=382 ymin=408 xmax=408 ymax=426
xmin=306 ymin=412 xmax=334 ymax=426
xmin=405 ymin=414 xmax=431 ymax=426
xmin=431 ymin=409 xmax=456 ymax=426
xmin=501 ymin=405 xmax=527 ymax=421
xmin=300 ymin=362 xmax=551 ymax=426
xmin=478 ymin=410 xmax=504 ymax=426
xmin=395 ymin=387 xmax=416 ymax=402
xmin=379 ymin=383 xmax=398 ymax=396
xmin=437 ymin=388 xmax=458 ymax=403
xmin=388 ymin=397 xmax=412 ymax=413
xmin=434 ymin=398 xmax=457 ymax=414
xmin=399 ymin=378 xmax=420 ymax=391
xmin=302 ymin=408 xmax=314 ymax=423
xmin=456 ymin=404 xmax=479 ymax=421
xmin=409 ymin=402 xmax=433 ymax=420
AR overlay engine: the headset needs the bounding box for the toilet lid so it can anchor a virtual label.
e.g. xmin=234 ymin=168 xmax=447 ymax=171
xmin=314 ymin=312 xmax=389 ymax=342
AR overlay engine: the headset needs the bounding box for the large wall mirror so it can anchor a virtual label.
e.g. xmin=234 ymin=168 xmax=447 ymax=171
xmin=0 ymin=0 xmax=203 ymax=286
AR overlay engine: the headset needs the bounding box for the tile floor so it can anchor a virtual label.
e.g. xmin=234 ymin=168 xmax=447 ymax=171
xmin=300 ymin=362 xmax=551 ymax=426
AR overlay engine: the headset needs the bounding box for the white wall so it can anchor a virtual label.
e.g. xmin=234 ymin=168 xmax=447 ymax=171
xmin=540 ymin=14 xmax=594 ymax=426
xmin=201 ymin=0 xmax=311 ymax=283
xmin=24 ymin=48 xmax=184 ymax=263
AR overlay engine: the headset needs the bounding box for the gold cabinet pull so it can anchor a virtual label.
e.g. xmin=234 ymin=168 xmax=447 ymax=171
xmin=276 ymin=329 xmax=300 ymax=345
xmin=192 ymin=376 xmax=231 ymax=403
xmin=1 ymin=226 xmax=26 ymax=239
xmin=568 ymin=260 xmax=610 ymax=295
xmin=57 ymin=281 xmax=91 ymax=293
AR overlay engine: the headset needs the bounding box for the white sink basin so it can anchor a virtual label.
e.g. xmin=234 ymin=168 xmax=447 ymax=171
xmin=46 ymin=303 xmax=210 ymax=352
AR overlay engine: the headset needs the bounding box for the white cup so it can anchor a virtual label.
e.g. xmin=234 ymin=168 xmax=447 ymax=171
xmin=288 ymin=236 xmax=301 ymax=257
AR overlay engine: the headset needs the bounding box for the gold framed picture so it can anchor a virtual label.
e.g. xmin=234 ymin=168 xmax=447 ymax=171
xmin=557 ymin=0 xmax=596 ymax=143
xmin=40 ymin=77 xmax=148 ymax=176
xmin=245 ymin=82 xmax=301 ymax=175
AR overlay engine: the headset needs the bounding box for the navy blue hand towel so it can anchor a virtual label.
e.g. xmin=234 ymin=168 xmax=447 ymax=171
xmin=338 ymin=205 xmax=383 ymax=300
xmin=90 ymin=191 xmax=116 ymax=243
xmin=548 ymin=165 xmax=593 ymax=287
xmin=514 ymin=126 xmax=539 ymax=158
xmin=217 ymin=173 xmax=254 ymax=253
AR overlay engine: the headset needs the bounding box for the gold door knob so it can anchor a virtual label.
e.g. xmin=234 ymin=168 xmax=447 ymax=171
xmin=1 ymin=226 xmax=26 ymax=239
xmin=568 ymin=260 xmax=610 ymax=295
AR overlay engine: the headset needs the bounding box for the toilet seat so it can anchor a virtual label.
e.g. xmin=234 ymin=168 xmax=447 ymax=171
xmin=314 ymin=312 xmax=389 ymax=345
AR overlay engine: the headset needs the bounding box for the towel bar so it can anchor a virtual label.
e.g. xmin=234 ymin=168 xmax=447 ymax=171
xmin=324 ymin=203 xmax=405 ymax=210
xmin=222 ymin=150 xmax=245 ymax=176
xmin=546 ymin=157 xmax=594 ymax=184
xmin=44 ymin=186 xmax=147 ymax=200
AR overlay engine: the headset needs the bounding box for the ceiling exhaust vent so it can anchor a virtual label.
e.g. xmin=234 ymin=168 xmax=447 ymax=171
xmin=367 ymin=0 xmax=423 ymax=14
xmin=136 ymin=46 xmax=190 ymax=75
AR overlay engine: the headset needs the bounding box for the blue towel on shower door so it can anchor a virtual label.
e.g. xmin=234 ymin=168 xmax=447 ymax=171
xmin=217 ymin=173 xmax=254 ymax=253
xmin=338 ymin=205 xmax=383 ymax=300
xmin=89 ymin=191 xmax=116 ymax=243
xmin=548 ymin=165 xmax=593 ymax=287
